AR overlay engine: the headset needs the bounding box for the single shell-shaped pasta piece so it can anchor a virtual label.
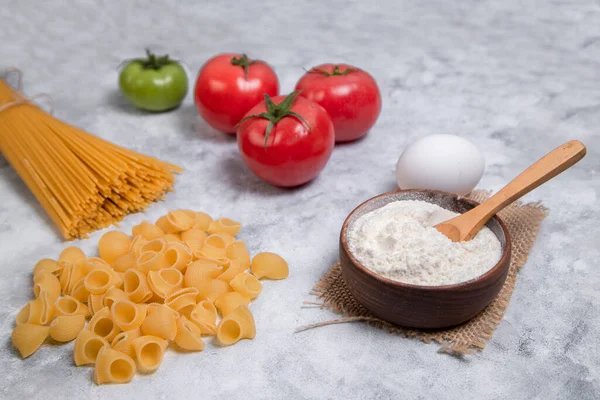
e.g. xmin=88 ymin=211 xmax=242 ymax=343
xmin=215 ymin=292 xmax=250 ymax=317
xmin=111 ymin=328 xmax=142 ymax=359
xmin=98 ymin=231 xmax=132 ymax=265
xmin=132 ymin=221 xmax=164 ymax=240
xmin=123 ymin=269 xmax=153 ymax=303
xmin=148 ymin=268 xmax=183 ymax=298
xmin=166 ymin=210 xmax=195 ymax=232
xmin=207 ymin=218 xmax=241 ymax=236
xmin=216 ymin=305 xmax=256 ymax=346
xmin=140 ymin=304 xmax=177 ymax=340
xmin=33 ymin=272 xmax=61 ymax=302
xmin=139 ymin=238 xmax=167 ymax=255
xmin=16 ymin=291 xmax=55 ymax=325
xmin=84 ymin=266 xmax=119 ymax=295
xmin=197 ymin=234 xmax=227 ymax=259
xmin=230 ymin=273 xmax=263 ymax=300
xmin=59 ymin=246 xmax=86 ymax=264
xmin=103 ymin=287 xmax=129 ymax=309
xmin=183 ymin=261 xmax=221 ymax=291
xmin=136 ymin=251 xmax=169 ymax=273
xmin=192 ymin=211 xmax=213 ymax=231
xmin=74 ymin=328 xmax=109 ymax=365
xmin=164 ymin=287 xmax=199 ymax=317
xmin=164 ymin=242 xmax=192 ymax=270
xmin=88 ymin=307 xmax=120 ymax=342
xmin=70 ymin=278 xmax=91 ymax=303
xmin=189 ymin=301 xmax=217 ymax=335
xmin=226 ymin=241 xmax=251 ymax=269
xmin=11 ymin=323 xmax=49 ymax=358
xmin=113 ymin=252 xmax=136 ymax=273
xmin=197 ymin=279 xmax=232 ymax=303
xmin=132 ymin=335 xmax=168 ymax=373
xmin=163 ymin=233 xmax=183 ymax=244
xmin=56 ymin=295 xmax=89 ymax=317
xmin=180 ymin=228 xmax=208 ymax=253
xmin=33 ymin=258 xmax=60 ymax=277
xmin=251 ymin=252 xmax=289 ymax=280
xmin=174 ymin=316 xmax=205 ymax=351
xmin=155 ymin=215 xmax=176 ymax=234
xmin=217 ymin=259 xmax=247 ymax=283
xmin=94 ymin=346 xmax=136 ymax=384
xmin=111 ymin=300 xmax=147 ymax=331
xmin=88 ymin=293 xmax=105 ymax=317
xmin=49 ymin=314 xmax=86 ymax=342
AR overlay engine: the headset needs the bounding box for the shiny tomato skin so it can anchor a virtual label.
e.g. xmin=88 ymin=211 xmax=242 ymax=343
xmin=295 ymin=63 xmax=381 ymax=142
xmin=194 ymin=53 xmax=279 ymax=133
xmin=236 ymin=96 xmax=335 ymax=187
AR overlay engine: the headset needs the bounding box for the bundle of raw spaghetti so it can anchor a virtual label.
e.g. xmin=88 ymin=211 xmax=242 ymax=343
xmin=0 ymin=72 xmax=183 ymax=240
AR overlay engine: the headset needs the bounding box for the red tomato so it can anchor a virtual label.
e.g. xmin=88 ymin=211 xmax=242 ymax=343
xmin=236 ymin=91 xmax=335 ymax=187
xmin=295 ymin=64 xmax=381 ymax=143
xmin=194 ymin=53 xmax=279 ymax=133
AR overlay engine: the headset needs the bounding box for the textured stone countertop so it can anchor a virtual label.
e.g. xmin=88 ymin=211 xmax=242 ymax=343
xmin=1 ymin=1 xmax=598 ymax=399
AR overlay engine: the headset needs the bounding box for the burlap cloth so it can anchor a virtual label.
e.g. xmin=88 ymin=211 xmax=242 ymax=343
xmin=299 ymin=190 xmax=548 ymax=355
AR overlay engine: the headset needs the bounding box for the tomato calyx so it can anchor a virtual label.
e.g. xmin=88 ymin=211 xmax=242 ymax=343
xmin=308 ymin=65 xmax=357 ymax=76
xmin=231 ymin=54 xmax=257 ymax=80
xmin=137 ymin=49 xmax=176 ymax=70
xmin=237 ymin=90 xmax=312 ymax=148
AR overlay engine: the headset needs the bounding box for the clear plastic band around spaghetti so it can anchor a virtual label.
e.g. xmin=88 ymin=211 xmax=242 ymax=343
xmin=0 ymin=68 xmax=54 ymax=115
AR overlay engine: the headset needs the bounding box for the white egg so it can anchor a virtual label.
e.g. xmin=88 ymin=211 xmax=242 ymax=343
xmin=395 ymin=134 xmax=485 ymax=195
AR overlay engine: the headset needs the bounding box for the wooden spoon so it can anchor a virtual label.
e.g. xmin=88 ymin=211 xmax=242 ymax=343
xmin=435 ymin=140 xmax=587 ymax=242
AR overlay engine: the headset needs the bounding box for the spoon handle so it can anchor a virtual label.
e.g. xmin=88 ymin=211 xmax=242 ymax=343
xmin=460 ymin=140 xmax=586 ymax=240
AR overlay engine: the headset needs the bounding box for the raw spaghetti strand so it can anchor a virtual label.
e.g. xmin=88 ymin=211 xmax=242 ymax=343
xmin=0 ymin=71 xmax=183 ymax=240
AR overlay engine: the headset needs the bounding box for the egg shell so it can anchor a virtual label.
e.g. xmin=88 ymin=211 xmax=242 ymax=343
xmin=395 ymin=134 xmax=485 ymax=195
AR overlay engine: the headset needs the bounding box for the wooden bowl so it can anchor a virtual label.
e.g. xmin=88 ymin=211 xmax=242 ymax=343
xmin=339 ymin=189 xmax=511 ymax=329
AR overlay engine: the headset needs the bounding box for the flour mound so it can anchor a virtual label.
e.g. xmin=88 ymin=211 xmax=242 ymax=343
xmin=347 ymin=200 xmax=502 ymax=286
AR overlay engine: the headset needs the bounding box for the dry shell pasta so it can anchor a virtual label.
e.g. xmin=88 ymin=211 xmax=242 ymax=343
xmin=174 ymin=316 xmax=205 ymax=351
xmin=132 ymin=221 xmax=164 ymax=240
xmin=98 ymin=231 xmax=132 ymax=264
xmin=74 ymin=329 xmax=108 ymax=366
xmin=216 ymin=305 xmax=256 ymax=346
xmin=12 ymin=323 xmax=50 ymax=358
xmin=59 ymin=247 xmax=87 ymax=264
xmin=251 ymin=252 xmax=289 ymax=279
xmin=94 ymin=346 xmax=136 ymax=384
xmin=111 ymin=328 xmax=142 ymax=359
xmin=132 ymin=335 xmax=168 ymax=373
xmin=33 ymin=258 xmax=61 ymax=276
xmin=49 ymin=315 xmax=86 ymax=342
xmin=11 ymin=209 xmax=287 ymax=385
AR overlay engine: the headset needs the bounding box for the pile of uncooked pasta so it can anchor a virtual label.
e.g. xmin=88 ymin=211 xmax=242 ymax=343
xmin=11 ymin=209 xmax=288 ymax=385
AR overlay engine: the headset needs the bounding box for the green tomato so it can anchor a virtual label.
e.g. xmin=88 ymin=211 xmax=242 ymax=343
xmin=119 ymin=50 xmax=188 ymax=112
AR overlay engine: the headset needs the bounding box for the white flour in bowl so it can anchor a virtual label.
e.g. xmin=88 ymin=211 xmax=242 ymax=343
xmin=347 ymin=200 xmax=502 ymax=286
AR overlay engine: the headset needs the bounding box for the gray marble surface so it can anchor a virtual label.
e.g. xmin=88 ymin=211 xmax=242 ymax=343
xmin=1 ymin=0 xmax=599 ymax=399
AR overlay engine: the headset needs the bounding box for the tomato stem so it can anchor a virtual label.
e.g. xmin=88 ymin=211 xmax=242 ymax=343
xmin=231 ymin=54 xmax=257 ymax=80
xmin=308 ymin=65 xmax=357 ymax=76
xmin=236 ymin=90 xmax=312 ymax=148
xmin=139 ymin=49 xmax=174 ymax=70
